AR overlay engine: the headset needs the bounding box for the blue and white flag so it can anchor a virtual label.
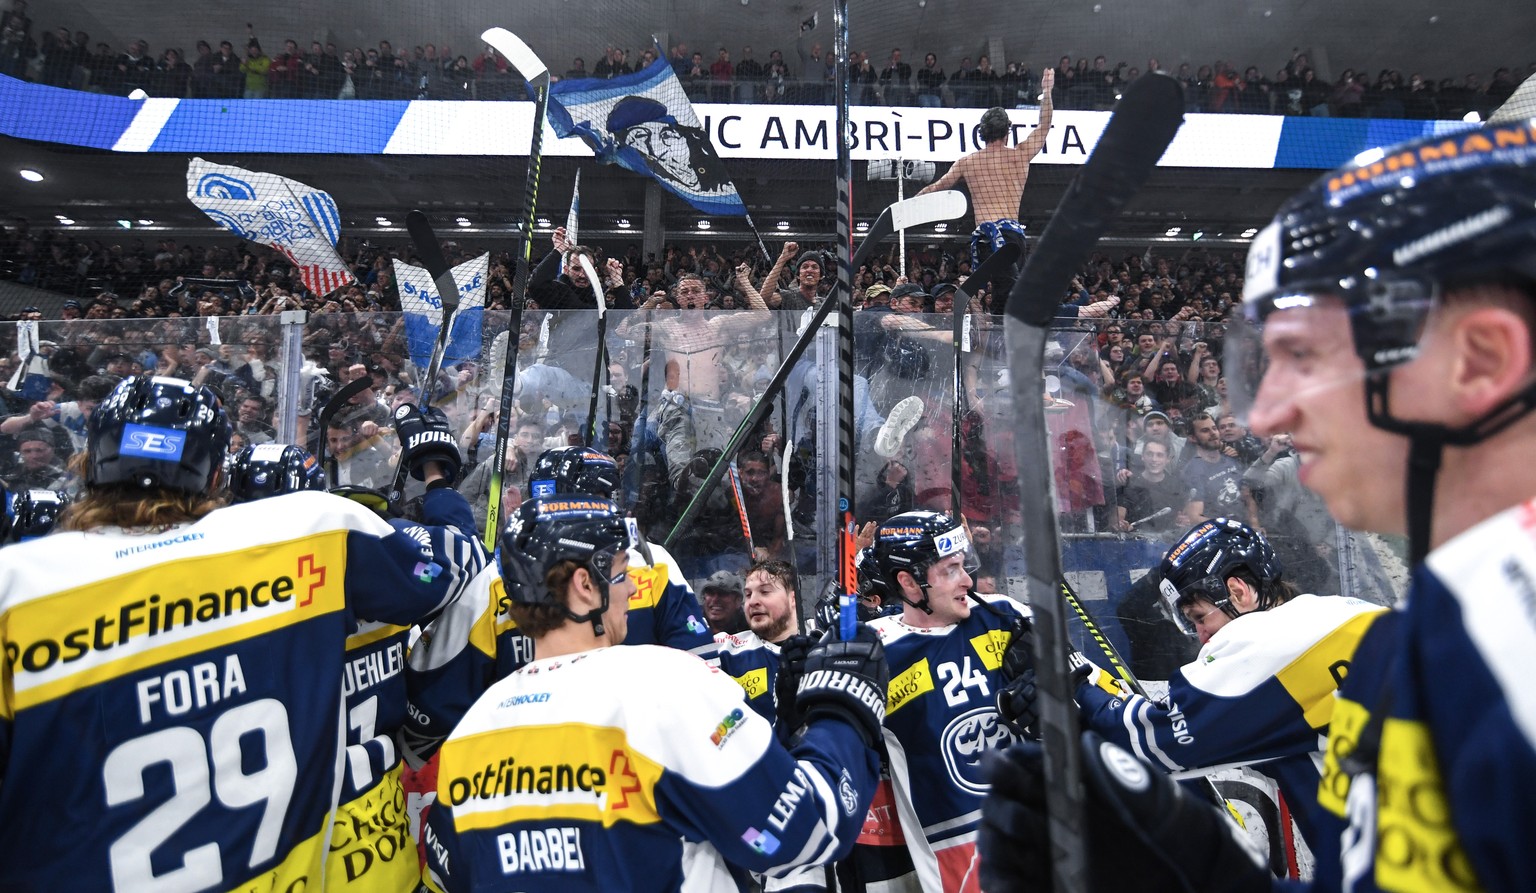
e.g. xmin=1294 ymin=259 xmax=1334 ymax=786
xmin=186 ymin=158 xmax=353 ymax=296
xmin=545 ymin=53 xmax=748 ymax=216
xmin=566 ymin=167 xmax=582 ymax=243
xmin=394 ymin=253 xmax=489 ymax=372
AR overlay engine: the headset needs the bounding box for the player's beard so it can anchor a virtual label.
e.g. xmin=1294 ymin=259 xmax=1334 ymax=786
xmin=750 ymin=605 xmax=793 ymax=643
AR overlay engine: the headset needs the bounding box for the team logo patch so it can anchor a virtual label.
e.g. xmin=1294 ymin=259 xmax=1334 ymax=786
xmin=940 ymin=706 xmax=1016 ymax=795
xmin=1099 ymin=740 xmax=1150 ymax=792
xmin=742 ymin=827 xmax=780 ymax=855
xmin=120 ymin=423 xmax=186 ymax=461
xmin=686 ymin=615 xmax=706 ymax=635
xmin=413 ymin=561 xmax=442 ymax=583
xmin=838 ymin=769 xmax=859 ymax=817
xmin=711 ymin=707 xmax=746 ymax=748
xmin=531 ymin=478 xmax=556 ymax=498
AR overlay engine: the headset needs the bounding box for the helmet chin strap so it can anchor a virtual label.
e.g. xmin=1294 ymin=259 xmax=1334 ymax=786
xmin=1365 ymin=371 xmax=1536 ymax=565
xmin=895 ymin=568 xmax=934 ymax=615
xmin=564 ymin=563 xmax=611 ymax=637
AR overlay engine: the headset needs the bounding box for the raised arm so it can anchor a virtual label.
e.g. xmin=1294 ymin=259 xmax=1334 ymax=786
xmin=735 ymin=263 xmax=769 ymax=310
xmin=1015 ymin=68 xmax=1055 ymax=158
xmin=756 ymin=241 xmax=798 ymax=306
xmin=918 ymin=157 xmax=966 ymax=195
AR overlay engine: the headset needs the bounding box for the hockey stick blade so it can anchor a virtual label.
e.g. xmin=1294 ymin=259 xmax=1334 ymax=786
xmin=575 ymin=253 xmax=609 ymax=447
xmin=1490 ymin=71 xmax=1536 ymax=123
xmin=1003 ymin=72 xmax=1184 ymax=893
xmin=480 ymin=27 xmax=548 ymax=81
xmin=661 ymin=190 xmax=966 ymax=548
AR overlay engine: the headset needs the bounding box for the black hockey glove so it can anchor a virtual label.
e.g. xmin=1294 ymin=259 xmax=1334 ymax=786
xmin=796 ymin=624 xmax=889 ymax=749
xmin=394 ymin=402 xmax=463 ymax=482
xmin=995 ymin=619 xmax=1091 ymax=739
xmin=978 ymin=732 xmax=1270 ymax=893
xmin=773 ymin=633 xmax=817 ymax=744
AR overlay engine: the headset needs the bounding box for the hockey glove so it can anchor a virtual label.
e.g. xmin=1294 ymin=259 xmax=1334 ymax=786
xmin=978 ymin=732 xmax=1270 ymax=893
xmin=796 ymin=624 xmax=889 ymax=749
xmin=394 ymin=402 xmax=463 ymax=482
xmin=773 ymin=633 xmax=817 ymax=744
xmin=995 ymin=619 xmax=1092 ymax=739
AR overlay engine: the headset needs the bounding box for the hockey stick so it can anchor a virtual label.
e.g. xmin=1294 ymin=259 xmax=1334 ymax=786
xmin=1003 ymin=72 xmax=1184 ymax=893
xmin=386 ymin=210 xmax=462 ymax=508
xmin=726 ymin=459 xmax=756 ymax=555
xmin=827 ymin=0 xmax=857 ymax=596
xmin=479 ymin=26 xmax=550 ymax=550
xmin=949 ymin=242 xmax=1022 ymax=519
xmin=1489 ymin=71 xmax=1536 ymax=123
xmin=314 ymin=376 xmax=374 ymax=482
xmin=659 ymin=189 xmax=967 ymax=548
xmin=575 ymin=253 xmax=610 ymax=448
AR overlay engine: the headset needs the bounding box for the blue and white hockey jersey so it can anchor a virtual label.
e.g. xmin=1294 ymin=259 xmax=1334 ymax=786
xmin=0 ymin=490 xmax=482 ymax=893
xmin=1307 ymin=501 xmax=1536 ymax=893
xmin=1075 ymin=592 xmax=1383 ymax=847
xmin=715 ymin=629 xmax=781 ymax=725
xmin=404 ymin=540 xmax=714 ymax=764
xmin=330 ymin=490 xmax=488 ymax=892
xmin=867 ymin=594 xmax=1030 ymax=893
xmin=420 ymin=644 xmax=878 ymax=892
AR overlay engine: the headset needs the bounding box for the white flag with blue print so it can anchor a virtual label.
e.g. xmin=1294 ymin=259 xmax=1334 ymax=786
xmin=394 ymin=253 xmax=489 ymax=372
xmin=185 ymin=158 xmax=354 ymax=296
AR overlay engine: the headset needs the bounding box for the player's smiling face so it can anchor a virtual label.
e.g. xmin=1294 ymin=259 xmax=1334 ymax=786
xmin=920 ymin=553 xmax=973 ymax=625
xmin=743 ymin=569 xmax=795 ymax=643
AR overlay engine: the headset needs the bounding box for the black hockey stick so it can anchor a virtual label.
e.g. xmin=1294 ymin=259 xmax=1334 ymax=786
xmin=949 ymin=242 xmax=1021 ymax=520
xmin=574 ymin=253 xmax=610 ymax=448
xmin=660 ymin=189 xmax=967 ymax=548
xmin=827 ymin=0 xmax=859 ymax=596
xmin=387 ymin=210 xmax=462 ymax=508
xmin=1003 ymin=72 xmax=1184 ymax=893
xmin=315 ymin=376 xmax=375 ymax=483
xmin=479 ymin=26 xmax=550 ymax=550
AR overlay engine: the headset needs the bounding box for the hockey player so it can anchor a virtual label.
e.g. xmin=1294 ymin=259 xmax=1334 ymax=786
xmin=1 ymin=486 xmax=68 ymax=543
xmin=225 ymin=442 xmax=328 ymax=503
xmin=0 ymin=375 xmax=484 ymax=892
xmin=997 ymin=517 xmax=1383 ymax=851
xmin=865 ymin=510 xmax=1031 ymax=892
xmin=224 ymin=436 xmax=482 ymax=891
xmin=979 ymin=118 xmax=1536 ymax=893
xmin=420 ymin=495 xmax=888 ymax=892
xmin=402 ymin=446 xmax=715 ymax=765
xmin=716 ymin=558 xmax=807 ymax=725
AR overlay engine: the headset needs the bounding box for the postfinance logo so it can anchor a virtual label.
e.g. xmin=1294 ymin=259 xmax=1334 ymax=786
xmin=4 ymin=531 xmax=347 ymax=711
xmin=443 ymin=724 xmax=664 ymax=831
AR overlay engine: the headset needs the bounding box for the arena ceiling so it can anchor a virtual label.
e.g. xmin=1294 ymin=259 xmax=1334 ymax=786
xmin=1 ymin=0 xmax=1527 ymax=247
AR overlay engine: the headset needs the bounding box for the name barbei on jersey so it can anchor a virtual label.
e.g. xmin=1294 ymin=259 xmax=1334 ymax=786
xmin=5 ymin=560 xmax=324 ymax=675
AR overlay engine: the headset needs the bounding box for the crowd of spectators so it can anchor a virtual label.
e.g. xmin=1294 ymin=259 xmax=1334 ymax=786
xmin=0 ymin=214 xmax=1340 ymax=593
xmin=0 ymin=1 xmax=1529 ymax=118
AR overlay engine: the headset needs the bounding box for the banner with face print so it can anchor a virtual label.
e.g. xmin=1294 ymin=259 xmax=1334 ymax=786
xmin=545 ymin=50 xmax=748 ymax=216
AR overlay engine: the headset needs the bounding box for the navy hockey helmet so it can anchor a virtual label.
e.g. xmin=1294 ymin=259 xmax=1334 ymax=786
xmin=226 ymin=443 xmax=328 ymax=504
xmin=872 ymin=510 xmax=974 ymax=613
xmin=498 ymin=495 xmax=633 ymax=636
xmin=856 ymin=545 xmax=887 ymax=600
xmin=1158 ymin=518 xmax=1283 ymax=636
xmin=87 ymin=375 xmax=231 ymax=496
xmin=3 ymin=488 xmax=69 ymax=544
xmin=530 ymin=446 xmax=621 ymax=499
xmin=1231 ymin=120 xmax=1536 ymax=562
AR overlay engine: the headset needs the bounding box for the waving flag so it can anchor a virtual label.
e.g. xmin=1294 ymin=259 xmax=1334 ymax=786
xmin=394 ymin=252 xmax=489 ymax=372
xmin=566 ymin=167 xmax=582 ymax=243
xmin=186 ymin=158 xmax=354 ymax=296
xmin=545 ymin=51 xmax=748 ymax=216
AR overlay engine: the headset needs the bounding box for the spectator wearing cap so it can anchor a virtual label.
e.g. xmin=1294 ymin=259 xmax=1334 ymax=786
xmin=699 ymin=570 xmax=748 ymax=635
xmin=58 ymin=300 xmax=82 ymax=321
xmin=5 ymin=429 xmax=71 ymax=493
xmin=870 ymin=282 xmax=949 ymax=414
xmin=1132 ymin=410 xmax=1186 ymax=470
xmin=751 ymin=241 xmax=825 ymax=316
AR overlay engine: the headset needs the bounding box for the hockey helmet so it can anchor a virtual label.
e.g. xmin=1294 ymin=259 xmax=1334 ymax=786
xmin=1158 ymin=518 xmax=1283 ymax=635
xmin=872 ymin=510 xmax=975 ymax=612
xmin=3 ymin=488 xmax=69 ymax=543
xmin=226 ymin=443 xmax=328 ymax=504
xmin=87 ymin=375 xmax=231 ymax=496
xmin=498 ymin=495 xmax=632 ymax=635
xmin=530 ymin=446 xmax=622 ymax=499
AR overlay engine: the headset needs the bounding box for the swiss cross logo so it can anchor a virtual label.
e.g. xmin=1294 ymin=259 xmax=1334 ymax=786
xmin=296 ymin=554 xmax=327 ymax=606
xmin=629 ymin=570 xmax=656 ymax=605
xmin=608 ymin=750 xmax=643 ymax=811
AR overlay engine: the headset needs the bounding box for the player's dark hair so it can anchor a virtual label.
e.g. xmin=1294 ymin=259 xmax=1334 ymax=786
xmin=979 ymin=107 xmax=1011 ymax=144
xmin=746 ymin=557 xmax=798 ymax=597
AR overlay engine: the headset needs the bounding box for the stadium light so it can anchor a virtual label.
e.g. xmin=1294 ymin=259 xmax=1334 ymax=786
xmin=1165 ymin=226 xmax=1181 ymax=236
xmin=697 ymin=220 xmax=711 ymax=230
xmin=137 ymin=218 xmax=153 ymax=226
xmin=18 ymin=169 xmax=43 ymax=182
xmin=934 ymin=222 xmax=948 ymax=232
xmin=776 ymin=221 xmax=790 ymax=230
xmin=1241 ymin=228 xmax=1258 ymax=238
xmin=455 ymin=217 xmax=472 ymax=227
xmin=375 ymin=217 xmax=393 ymax=227
xmin=617 ymin=218 xmax=632 ymax=229
xmin=56 ymin=217 xmax=74 ymax=226
xmin=856 ymin=221 xmax=869 ymax=232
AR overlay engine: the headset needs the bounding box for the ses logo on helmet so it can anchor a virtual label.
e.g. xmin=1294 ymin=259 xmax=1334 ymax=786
xmin=120 ymin=423 xmax=187 ymax=460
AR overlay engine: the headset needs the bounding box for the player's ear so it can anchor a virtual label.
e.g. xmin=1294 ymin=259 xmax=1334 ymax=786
xmin=1446 ymin=295 xmax=1534 ymax=422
